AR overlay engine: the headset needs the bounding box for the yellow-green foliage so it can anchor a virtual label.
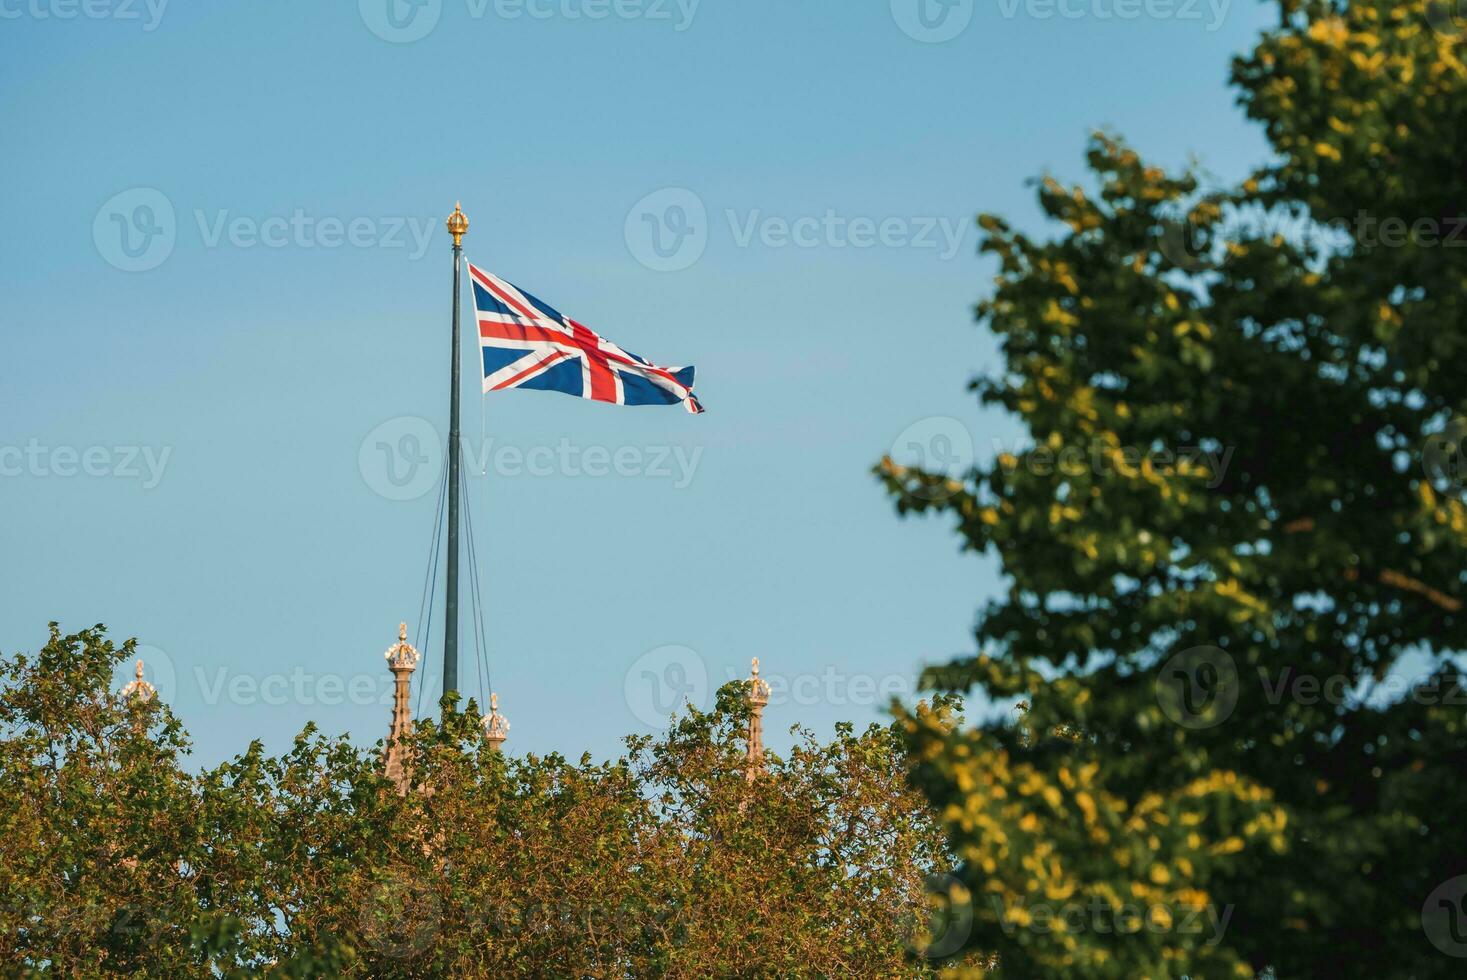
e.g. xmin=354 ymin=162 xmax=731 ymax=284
xmin=880 ymin=3 xmax=1467 ymax=976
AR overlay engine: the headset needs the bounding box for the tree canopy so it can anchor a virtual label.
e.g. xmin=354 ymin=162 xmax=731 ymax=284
xmin=880 ymin=1 xmax=1467 ymax=976
xmin=0 ymin=624 xmax=974 ymax=976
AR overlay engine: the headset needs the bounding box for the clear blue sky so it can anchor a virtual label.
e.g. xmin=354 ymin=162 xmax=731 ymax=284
xmin=2 ymin=1 xmax=1278 ymax=768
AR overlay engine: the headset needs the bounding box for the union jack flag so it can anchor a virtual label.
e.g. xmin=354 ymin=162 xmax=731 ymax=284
xmin=468 ymin=262 xmax=705 ymax=414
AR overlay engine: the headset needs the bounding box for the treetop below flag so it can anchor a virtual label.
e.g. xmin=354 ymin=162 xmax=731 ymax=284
xmin=467 ymin=261 xmax=705 ymax=415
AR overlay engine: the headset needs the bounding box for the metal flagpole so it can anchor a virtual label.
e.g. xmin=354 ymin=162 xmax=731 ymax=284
xmin=443 ymin=202 xmax=469 ymax=717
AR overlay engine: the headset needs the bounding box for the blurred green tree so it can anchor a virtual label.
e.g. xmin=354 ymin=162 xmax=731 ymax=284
xmin=878 ymin=2 xmax=1467 ymax=976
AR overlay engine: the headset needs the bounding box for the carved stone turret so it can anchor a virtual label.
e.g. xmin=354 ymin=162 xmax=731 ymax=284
xmin=483 ymin=692 xmax=509 ymax=752
xmin=745 ymin=657 xmax=770 ymax=779
xmin=383 ymin=622 xmax=419 ymax=793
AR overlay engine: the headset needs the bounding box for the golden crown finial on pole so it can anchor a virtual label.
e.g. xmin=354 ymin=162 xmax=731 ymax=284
xmin=447 ymin=202 xmax=469 ymax=247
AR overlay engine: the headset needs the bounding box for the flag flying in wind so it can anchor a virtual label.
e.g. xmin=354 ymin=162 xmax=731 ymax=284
xmin=467 ymin=262 xmax=705 ymax=414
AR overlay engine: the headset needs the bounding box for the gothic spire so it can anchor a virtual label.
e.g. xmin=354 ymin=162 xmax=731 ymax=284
xmin=383 ymin=622 xmax=420 ymax=793
xmin=483 ymin=692 xmax=509 ymax=752
xmin=745 ymin=657 xmax=770 ymax=780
